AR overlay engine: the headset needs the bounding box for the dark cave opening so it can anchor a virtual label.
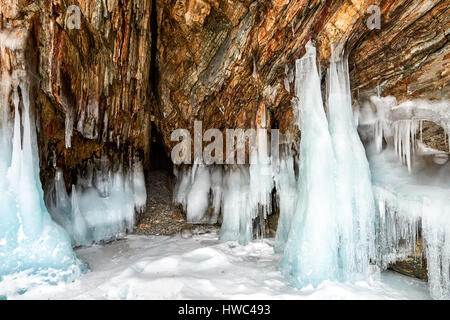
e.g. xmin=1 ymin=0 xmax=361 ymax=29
xmin=149 ymin=123 xmax=172 ymax=173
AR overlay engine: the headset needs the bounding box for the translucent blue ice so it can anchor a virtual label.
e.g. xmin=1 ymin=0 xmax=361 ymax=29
xmin=279 ymin=41 xmax=340 ymax=287
xmin=0 ymin=82 xmax=83 ymax=284
xmin=279 ymin=42 xmax=376 ymax=287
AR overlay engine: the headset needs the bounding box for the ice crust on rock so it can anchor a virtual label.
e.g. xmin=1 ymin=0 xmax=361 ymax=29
xmin=0 ymin=77 xmax=83 ymax=287
xmin=45 ymin=158 xmax=147 ymax=247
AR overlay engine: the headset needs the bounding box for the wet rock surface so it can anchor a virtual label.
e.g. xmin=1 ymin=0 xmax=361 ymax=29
xmin=390 ymin=239 xmax=428 ymax=281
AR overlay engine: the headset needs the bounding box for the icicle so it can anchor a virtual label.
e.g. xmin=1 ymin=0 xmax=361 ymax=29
xmin=65 ymin=110 xmax=73 ymax=148
xmin=326 ymin=48 xmax=376 ymax=280
xmin=279 ymin=41 xmax=339 ymax=288
xmin=273 ymin=147 xmax=297 ymax=253
xmin=131 ymin=160 xmax=147 ymax=214
xmin=210 ymin=166 xmax=223 ymax=224
xmin=173 ymin=166 xmax=192 ymax=211
xmin=252 ymin=58 xmax=258 ymax=79
xmin=0 ymin=75 xmax=82 ymax=284
xmin=186 ymin=164 xmax=211 ymax=223
xmin=220 ymin=166 xmax=251 ymax=245
xmin=70 ymin=185 xmax=92 ymax=247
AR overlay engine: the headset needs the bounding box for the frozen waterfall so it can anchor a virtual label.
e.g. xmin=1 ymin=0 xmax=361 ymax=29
xmin=279 ymin=41 xmax=340 ymax=287
xmin=45 ymin=158 xmax=147 ymax=247
xmin=0 ymin=79 xmax=83 ymax=284
xmin=360 ymin=96 xmax=450 ymax=300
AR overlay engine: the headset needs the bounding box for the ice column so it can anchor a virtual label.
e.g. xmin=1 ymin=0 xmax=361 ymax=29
xmin=273 ymin=146 xmax=297 ymax=253
xmin=279 ymin=41 xmax=339 ymax=287
xmin=326 ymin=49 xmax=376 ymax=280
xmin=0 ymin=79 xmax=82 ymax=281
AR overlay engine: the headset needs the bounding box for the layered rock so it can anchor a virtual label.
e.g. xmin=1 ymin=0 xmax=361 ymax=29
xmin=2 ymin=0 xmax=446 ymax=181
xmin=155 ymin=0 xmax=448 ymax=156
xmin=1 ymin=0 xmax=153 ymax=186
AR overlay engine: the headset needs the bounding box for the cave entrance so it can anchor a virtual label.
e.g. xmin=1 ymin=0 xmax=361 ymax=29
xmin=149 ymin=123 xmax=172 ymax=173
xmin=136 ymin=123 xmax=184 ymax=235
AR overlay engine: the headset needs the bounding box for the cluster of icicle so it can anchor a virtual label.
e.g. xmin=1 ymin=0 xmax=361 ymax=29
xmin=0 ymin=61 xmax=83 ymax=282
xmin=360 ymin=95 xmax=450 ymax=299
xmin=276 ymin=41 xmax=376 ymax=288
xmin=45 ymin=156 xmax=147 ymax=247
xmin=174 ymin=156 xmax=275 ymax=245
xmin=359 ymin=96 xmax=450 ymax=172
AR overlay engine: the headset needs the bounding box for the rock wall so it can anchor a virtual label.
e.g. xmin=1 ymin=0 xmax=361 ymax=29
xmin=1 ymin=0 xmax=447 ymax=180
xmin=1 ymin=0 xmax=153 ymax=186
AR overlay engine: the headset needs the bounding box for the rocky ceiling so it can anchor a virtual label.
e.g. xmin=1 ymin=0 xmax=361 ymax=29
xmin=0 ymin=0 xmax=448 ymax=183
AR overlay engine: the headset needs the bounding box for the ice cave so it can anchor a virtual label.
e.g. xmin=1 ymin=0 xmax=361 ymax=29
xmin=0 ymin=0 xmax=449 ymax=302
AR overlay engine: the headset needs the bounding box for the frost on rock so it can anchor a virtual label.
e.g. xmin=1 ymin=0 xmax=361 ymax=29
xmin=0 ymin=74 xmax=83 ymax=288
xmin=45 ymin=158 xmax=147 ymax=247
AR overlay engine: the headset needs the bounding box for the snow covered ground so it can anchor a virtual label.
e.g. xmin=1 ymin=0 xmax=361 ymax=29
xmin=2 ymin=232 xmax=431 ymax=300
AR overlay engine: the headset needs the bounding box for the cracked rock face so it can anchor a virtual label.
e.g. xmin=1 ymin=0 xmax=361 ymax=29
xmin=0 ymin=0 xmax=448 ymax=178
xmin=155 ymin=0 xmax=449 ymax=154
xmin=1 ymin=0 xmax=153 ymax=184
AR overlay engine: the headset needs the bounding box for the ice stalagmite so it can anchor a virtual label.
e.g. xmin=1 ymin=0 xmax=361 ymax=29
xmin=220 ymin=166 xmax=252 ymax=245
xmin=326 ymin=48 xmax=376 ymax=280
xmin=187 ymin=164 xmax=212 ymax=223
xmin=279 ymin=41 xmax=339 ymax=287
xmin=0 ymin=80 xmax=83 ymax=284
xmin=274 ymin=146 xmax=297 ymax=253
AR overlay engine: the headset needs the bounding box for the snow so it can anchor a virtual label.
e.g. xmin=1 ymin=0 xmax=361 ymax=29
xmin=1 ymin=233 xmax=431 ymax=300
